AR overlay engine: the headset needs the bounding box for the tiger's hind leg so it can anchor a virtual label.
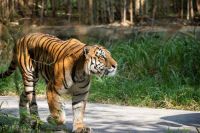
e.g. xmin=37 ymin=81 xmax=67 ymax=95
xmin=18 ymin=52 xmax=40 ymax=127
xmin=19 ymin=91 xmax=30 ymax=124
xmin=19 ymin=72 xmax=40 ymax=128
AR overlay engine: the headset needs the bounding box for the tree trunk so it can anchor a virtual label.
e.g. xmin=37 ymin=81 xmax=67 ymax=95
xmin=145 ymin=0 xmax=149 ymax=15
xmin=9 ymin=0 xmax=15 ymax=21
xmin=129 ymin=0 xmax=133 ymax=24
xmin=190 ymin=0 xmax=194 ymax=19
xmin=163 ymin=0 xmax=168 ymax=16
xmin=140 ymin=0 xmax=145 ymax=16
xmin=187 ymin=0 xmax=190 ymax=20
xmin=0 ymin=1 xmax=4 ymax=22
xmin=173 ymin=0 xmax=178 ymax=13
xmin=140 ymin=0 xmax=145 ymax=22
xmin=181 ymin=0 xmax=184 ymax=19
xmin=135 ymin=0 xmax=140 ymax=17
xmin=32 ymin=0 xmax=35 ymax=16
xmin=77 ymin=0 xmax=81 ymax=23
xmin=51 ymin=0 xmax=56 ymax=17
xmin=187 ymin=0 xmax=194 ymax=20
xmin=85 ymin=0 xmax=89 ymax=24
xmin=152 ymin=0 xmax=157 ymax=19
xmin=88 ymin=0 xmax=93 ymax=24
xmin=101 ymin=0 xmax=106 ymax=23
xmin=123 ymin=0 xmax=127 ymax=23
xmin=66 ymin=0 xmax=72 ymax=23
xmin=40 ymin=0 xmax=45 ymax=24
xmin=95 ymin=0 xmax=100 ymax=24
xmin=111 ymin=0 xmax=115 ymax=23
xmin=82 ymin=0 xmax=88 ymax=24
xmin=5 ymin=0 xmax=10 ymax=22
xmin=197 ymin=0 xmax=200 ymax=14
xmin=107 ymin=0 xmax=114 ymax=23
xmin=35 ymin=0 xmax=39 ymax=16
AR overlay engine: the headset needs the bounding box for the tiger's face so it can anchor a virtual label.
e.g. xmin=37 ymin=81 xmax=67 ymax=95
xmin=84 ymin=45 xmax=117 ymax=77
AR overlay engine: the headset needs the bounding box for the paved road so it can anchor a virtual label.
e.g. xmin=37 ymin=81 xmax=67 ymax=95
xmin=0 ymin=96 xmax=200 ymax=133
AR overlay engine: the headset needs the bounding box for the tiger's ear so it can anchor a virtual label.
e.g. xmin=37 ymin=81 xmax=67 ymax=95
xmin=83 ymin=46 xmax=90 ymax=56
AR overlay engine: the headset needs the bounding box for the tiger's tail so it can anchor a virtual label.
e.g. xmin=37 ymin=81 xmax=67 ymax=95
xmin=0 ymin=59 xmax=17 ymax=78
xmin=0 ymin=34 xmax=18 ymax=79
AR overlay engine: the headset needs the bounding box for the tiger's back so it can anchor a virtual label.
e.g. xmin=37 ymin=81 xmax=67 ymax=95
xmin=16 ymin=33 xmax=85 ymax=82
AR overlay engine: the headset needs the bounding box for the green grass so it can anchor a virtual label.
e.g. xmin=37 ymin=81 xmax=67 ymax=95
xmin=0 ymin=112 xmax=69 ymax=132
xmin=89 ymin=33 xmax=200 ymax=111
xmin=0 ymin=33 xmax=200 ymax=110
xmin=0 ymin=67 xmax=46 ymax=95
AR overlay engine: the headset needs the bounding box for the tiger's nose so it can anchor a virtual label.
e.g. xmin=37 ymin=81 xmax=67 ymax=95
xmin=112 ymin=64 xmax=117 ymax=69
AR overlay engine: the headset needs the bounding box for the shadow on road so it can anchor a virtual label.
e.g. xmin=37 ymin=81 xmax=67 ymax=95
xmin=160 ymin=113 xmax=200 ymax=128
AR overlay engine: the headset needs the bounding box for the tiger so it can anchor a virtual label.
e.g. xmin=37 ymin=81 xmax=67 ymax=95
xmin=0 ymin=33 xmax=117 ymax=133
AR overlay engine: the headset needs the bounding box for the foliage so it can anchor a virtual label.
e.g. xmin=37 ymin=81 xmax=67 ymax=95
xmin=0 ymin=34 xmax=200 ymax=110
xmin=0 ymin=0 xmax=199 ymax=25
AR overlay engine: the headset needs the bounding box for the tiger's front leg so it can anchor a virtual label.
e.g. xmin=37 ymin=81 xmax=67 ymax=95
xmin=72 ymin=90 xmax=92 ymax=133
xmin=46 ymin=82 xmax=66 ymax=125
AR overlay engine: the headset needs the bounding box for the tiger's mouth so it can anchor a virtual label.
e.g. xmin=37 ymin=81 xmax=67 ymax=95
xmin=104 ymin=68 xmax=116 ymax=76
xmin=98 ymin=68 xmax=116 ymax=77
xmin=90 ymin=70 xmax=104 ymax=77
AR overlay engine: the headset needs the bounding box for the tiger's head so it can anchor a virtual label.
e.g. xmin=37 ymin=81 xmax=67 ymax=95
xmin=83 ymin=45 xmax=117 ymax=77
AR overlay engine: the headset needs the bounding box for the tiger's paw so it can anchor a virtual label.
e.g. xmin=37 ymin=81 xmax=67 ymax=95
xmin=19 ymin=116 xmax=41 ymax=129
xmin=30 ymin=115 xmax=42 ymax=128
xmin=47 ymin=115 xmax=65 ymax=125
xmin=47 ymin=115 xmax=57 ymax=125
xmin=73 ymin=127 xmax=92 ymax=133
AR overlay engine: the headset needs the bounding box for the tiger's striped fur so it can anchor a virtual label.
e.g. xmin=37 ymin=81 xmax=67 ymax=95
xmin=0 ymin=33 xmax=117 ymax=133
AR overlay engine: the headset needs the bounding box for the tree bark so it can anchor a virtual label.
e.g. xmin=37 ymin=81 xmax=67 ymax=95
xmin=135 ymin=0 xmax=140 ymax=17
xmin=77 ymin=0 xmax=81 ymax=23
xmin=163 ymin=0 xmax=168 ymax=16
xmin=190 ymin=0 xmax=194 ymax=19
xmin=101 ymin=0 xmax=106 ymax=23
xmin=187 ymin=0 xmax=194 ymax=20
xmin=9 ymin=0 xmax=15 ymax=21
xmin=152 ymin=0 xmax=157 ymax=19
xmin=123 ymin=0 xmax=127 ymax=23
xmin=66 ymin=0 xmax=72 ymax=23
xmin=82 ymin=0 xmax=88 ymax=24
xmin=129 ymin=0 xmax=133 ymax=24
xmin=85 ymin=0 xmax=89 ymax=24
xmin=197 ymin=0 xmax=200 ymax=14
xmin=95 ymin=0 xmax=100 ymax=24
xmin=51 ymin=0 xmax=56 ymax=17
xmin=5 ymin=0 xmax=10 ymax=22
xmin=110 ymin=0 xmax=115 ymax=23
xmin=145 ymin=0 xmax=149 ymax=15
xmin=187 ymin=0 xmax=190 ymax=20
xmin=173 ymin=0 xmax=178 ymax=13
xmin=140 ymin=0 xmax=145 ymax=16
xmin=88 ymin=0 xmax=93 ymax=24
xmin=181 ymin=0 xmax=184 ymax=19
xmin=35 ymin=0 xmax=39 ymax=16
xmin=40 ymin=0 xmax=45 ymax=24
